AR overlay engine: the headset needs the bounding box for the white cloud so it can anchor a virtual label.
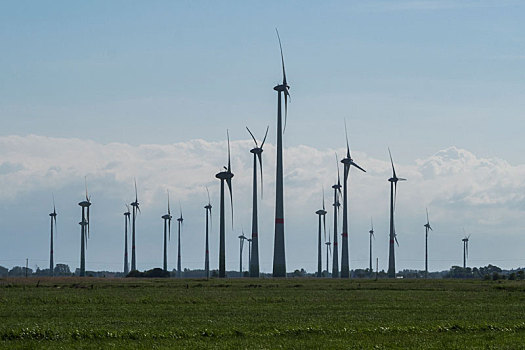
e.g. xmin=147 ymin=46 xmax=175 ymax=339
xmin=1 ymin=135 xmax=525 ymax=272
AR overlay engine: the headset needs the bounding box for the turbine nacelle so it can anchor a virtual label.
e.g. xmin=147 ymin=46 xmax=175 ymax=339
xmin=78 ymin=201 xmax=91 ymax=207
xmin=316 ymin=209 xmax=327 ymax=216
xmin=161 ymin=214 xmax=172 ymax=220
xmin=215 ymin=170 xmax=234 ymax=180
xmin=249 ymin=147 xmax=263 ymax=155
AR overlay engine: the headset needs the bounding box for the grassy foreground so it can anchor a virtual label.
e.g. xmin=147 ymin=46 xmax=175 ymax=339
xmin=1 ymin=278 xmax=525 ymax=349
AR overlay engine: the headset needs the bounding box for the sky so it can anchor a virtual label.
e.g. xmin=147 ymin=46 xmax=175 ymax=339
xmin=0 ymin=1 xmax=524 ymax=273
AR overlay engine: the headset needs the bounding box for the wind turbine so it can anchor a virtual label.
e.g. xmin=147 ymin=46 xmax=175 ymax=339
xmin=246 ymin=126 xmax=269 ymax=278
xmin=340 ymin=123 xmax=366 ymax=278
xmin=78 ymin=179 xmax=91 ymax=277
xmin=272 ymin=29 xmax=290 ymax=277
xmin=204 ymin=188 xmax=212 ymax=279
xmin=161 ymin=192 xmax=172 ymax=272
xmin=316 ymin=190 xmax=327 ymax=278
xmin=49 ymin=196 xmax=57 ymax=276
xmin=177 ymin=205 xmax=183 ymax=278
xmin=247 ymin=238 xmax=252 ymax=272
xmin=325 ymin=228 xmax=332 ymax=277
xmin=424 ymin=209 xmax=433 ymax=277
xmin=332 ymin=154 xmax=342 ymax=278
xmin=130 ymin=179 xmax=140 ymax=271
xmin=215 ymin=131 xmax=234 ymax=278
xmin=369 ymin=218 xmax=375 ymax=272
xmin=123 ymin=205 xmax=131 ymax=275
xmin=387 ymin=148 xmax=406 ymax=278
xmin=238 ymin=230 xmax=247 ymax=277
xmin=462 ymin=230 xmax=471 ymax=269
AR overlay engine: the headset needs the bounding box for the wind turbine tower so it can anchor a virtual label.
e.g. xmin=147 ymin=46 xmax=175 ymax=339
xmin=130 ymin=180 xmax=140 ymax=271
xmin=204 ymin=188 xmax=212 ymax=279
xmin=387 ymin=149 xmax=406 ymax=278
xmin=340 ymin=124 xmax=366 ymax=278
xmin=238 ymin=231 xmax=247 ymax=277
xmin=123 ymin=205 xmax=130 ymax=275
xmin=369 ymin=219 xmax=375 ymax=272
xmin=332 ymin=155 xmax=342 ymax=278
xmin=49 ymin=198 xmax=57 ymax=275
xmin=247 ymin=126 xmax=268 ymax=277
xmin=272 ymin=29 xmax=291 ymax=277
xmin=177 ymin=207 xmax=183 ymax=278
xmin=462 ymin=233 xmax=470 ymax=269
xmin=78 ymin=181 xmax=91 ymax=277
xmin=325 ymin=229 xmax=332 ymax=277
xmin=161 ymin=193 xmax=172 ymax=272
xmin=215 ymin=131 xmax=234 ymax=278
xmin=424 ymin=209 xmax=433 ymax=277
xmin=316 ymin=192 xmax=327 ymax=278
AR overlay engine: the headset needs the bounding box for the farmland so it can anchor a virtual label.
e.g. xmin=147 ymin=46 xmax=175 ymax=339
xmin=1 ymin=278 xmax=525 ymax=349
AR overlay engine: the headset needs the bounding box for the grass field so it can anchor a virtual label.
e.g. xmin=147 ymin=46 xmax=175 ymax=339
xmin=1 ymin=278 xmax=525 ymax=349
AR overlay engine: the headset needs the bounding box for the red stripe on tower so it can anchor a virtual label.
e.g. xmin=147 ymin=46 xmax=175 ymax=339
xmin=275 ymin=218 xmax=284 ymax=224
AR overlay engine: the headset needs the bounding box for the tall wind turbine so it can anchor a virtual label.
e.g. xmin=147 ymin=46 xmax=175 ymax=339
xmin=130 ymin=179 xmax=140 ymax=271
xmin=238 ymin=230 xmax=247 ymax=277
xmin=424 ymin=209 xmax=433 ymax=277
xmin=340 ymin=124 xmax=366 ymax=278
xmin=49 ymin=197 xmax=57 ymax=275
xmin=462 ymin=231 xmax=470 ymax=269
xmin=177 ymin=205 xmax=183 ymax=278
xmin=316 ymin=191 xmax=327 ymax=278
xmin=123 ymin=205 xmax=131 ymax=275
xmin=215 ymin=131 xmax=234 ymax=278
xmin=78 ymin=180 xmax=91 ymax=277
xmin=332 ymin=154 xmax=342 ymax=278
xmin=204 ymin=188 xmax=212 ymax=279
xmin=272 ymin=29 xmax=290 ymax=277
xmin=161 ymin=192 xmax=172 ymax=272
xmin=325 ymin=229 xmax=332 ymax=277
xmin=387 ymin=149 xmax=406 ymax=278
xmin=247 ymin=126 xmax=269 ymax=278
xmin=369 ymin=218 xmax=375 ymax=272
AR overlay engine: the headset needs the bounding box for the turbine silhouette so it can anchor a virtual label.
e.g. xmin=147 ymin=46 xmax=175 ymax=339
xmin=272 ymin=29 xmax=290 ymax=277
xmin=78 ymin=178 xmax=91 ymax=277
xmin=238 ymin=229 xmax=247 ymax=277
xmin=204 ymin=187 xmax=212 ymax=279
xmin=316 ymin=190 xmax=327 ymax=278
xmin=387 ymin=148 xmax=406 ymax=278
xmin=325 ymin=228 xmax=332 ymax=277
xmin=177 ymin=205 xmax=183 ymax=278
xmin=332 ymin=153 xmax=342 ymax=278
xmin=49 ymin=196 xmax=57 ymax=276
xmin=369 ymin=218 xmax=375 ymax=272
xmin=424 ymin=209 xmax=433 ymax=278
xmin=215 ymin=131 xmax=234 ymax=278
xmin=130 ymin=179 xmax=140 ymax=271
xmin=247 ymin=126 xmax=269 ymax=277
xmin=340 ymin=122 xmax=366 ymax=278
xmin=462 ymin=229 xmax=471 ymax=269
xmin=123 ymin=204 xmax=131 ymax=275
xmin=161 ymin=191 xmax=172 ymax=272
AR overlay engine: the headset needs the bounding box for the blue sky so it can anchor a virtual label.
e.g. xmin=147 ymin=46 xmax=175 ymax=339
xmin=1 ymin=1 xmax=524 ymax=273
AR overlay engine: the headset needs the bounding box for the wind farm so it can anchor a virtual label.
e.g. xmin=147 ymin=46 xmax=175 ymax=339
xmin=2 ymin=3 xmax=525 ymax=348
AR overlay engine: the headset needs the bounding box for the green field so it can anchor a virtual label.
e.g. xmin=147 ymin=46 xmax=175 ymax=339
xmin=1 ymin=278 xmax=525 ymax=349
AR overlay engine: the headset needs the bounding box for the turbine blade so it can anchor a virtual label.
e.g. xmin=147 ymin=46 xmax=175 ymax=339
xmin=323 ymin=214 xmax=326 ymax=243
xmin=344 ymin=120 xmax=350 ymax=159
xmin=54 ymin=216 xmax=57 ymax=238
xmin=322 ymin=188 xmax=325 ymax=211
xmin=398 ymin=178 xmax=407 ymax=181
xmin=86 ymin=206 xmax=90 ymax=238
xmin=85 ymin=176 xmax=89 ymax=201
xmin=206 ymin=186 xmax=211 ymax=205
xmin=246 ymin=127 xmax=258 ymax=147
xmin=257 ymin=152 xmax=264 ymax=199
xmin=260 ymin=125 xmax=269 ymax=149
xmin=227 ymin=129 xmax=231 ymax=172
xmin=283 ymin=90 xmax=289 ymax=134
xmin=394 ymin=182 xmax=398 ymax=213
xmin=395 ymin=235 xmax=399 ymax=247
xmin=167 ymin=190 xmax=171 ymax=215
xmin=351 ymin=161 xmax=366 ymax=173
xmin=276 ymin=28 xmax=287 ymax=86
xmin=168 ymin=219 xmax=171 ymax=241
xmin=388 ymin=148 xmax=397 ymax=179
xmin=226 ymin=177 xmax=234 ymax=227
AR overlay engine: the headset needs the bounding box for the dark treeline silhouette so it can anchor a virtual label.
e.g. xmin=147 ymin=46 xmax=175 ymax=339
xmin=2 ymin=264 xmax=525 ymax=280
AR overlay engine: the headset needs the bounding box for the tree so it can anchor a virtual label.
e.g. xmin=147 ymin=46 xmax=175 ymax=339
xmin=54 ymin=264 xmax=71 ymax=276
